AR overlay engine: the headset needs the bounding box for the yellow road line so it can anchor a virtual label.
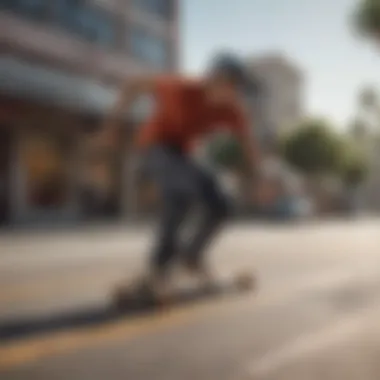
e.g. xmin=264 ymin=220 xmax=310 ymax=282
xmin=0 ymin=268 xmax=360 ymax=371
xmin=0 ymin=294 xmax=251 ymax=370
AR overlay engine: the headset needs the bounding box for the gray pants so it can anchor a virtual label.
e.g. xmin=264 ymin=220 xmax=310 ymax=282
xmin=144 ymin=145 xmax=230 ymax=274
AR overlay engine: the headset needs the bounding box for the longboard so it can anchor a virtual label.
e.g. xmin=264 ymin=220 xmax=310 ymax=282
xmin=112 ymin=272 xmax=256 ymax=312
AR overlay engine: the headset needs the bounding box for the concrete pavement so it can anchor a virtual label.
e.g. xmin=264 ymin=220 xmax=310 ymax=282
xmin=0 ymin=219 xmax=380 ymax=379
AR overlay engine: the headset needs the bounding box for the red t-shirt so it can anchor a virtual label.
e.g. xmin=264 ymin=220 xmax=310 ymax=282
xmin=136 ymin=76 xmax=249 ymax=152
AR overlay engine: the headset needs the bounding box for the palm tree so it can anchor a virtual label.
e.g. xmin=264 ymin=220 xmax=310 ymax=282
xmin=348 ymin=118 xmax=368 ymax=142
xmin=359 ymin=86 xmax=377 ymax=110
xmin=357 ymin=86 xmax=379 ymax=132
xmin=352 ymin=86 xmax=380 ymax=210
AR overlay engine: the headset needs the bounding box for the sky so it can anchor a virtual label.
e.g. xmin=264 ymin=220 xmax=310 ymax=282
xmin=180 ymin=0 xmax=379 ymax=128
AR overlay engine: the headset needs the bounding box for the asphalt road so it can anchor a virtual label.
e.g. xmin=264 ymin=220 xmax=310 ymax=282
xmin=1 ymin=219 xmax=380 ymax=380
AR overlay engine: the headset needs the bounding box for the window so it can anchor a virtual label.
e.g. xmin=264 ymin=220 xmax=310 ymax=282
xmin=55 ymin=0 xmax=115 ymax=47
xmin=77 ymin=8 xmax=115 ymax=46
xmin=130 ymin=27 xmax=169 ymax=69
xmin=133 ymin=0 xmax=171 ymax=20
xmin=21 ymin=133 xmax=70 ymax=209
xmin=0 ymin=0 xmax=48 ymax=21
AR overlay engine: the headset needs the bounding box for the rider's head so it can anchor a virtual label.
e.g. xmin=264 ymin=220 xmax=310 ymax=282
xmin=205 ymin=52 xmax=255 ymax=105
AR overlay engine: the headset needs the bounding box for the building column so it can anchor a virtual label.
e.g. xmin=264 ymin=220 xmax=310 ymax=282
xmin=120 ymin=151 xmax=140 ymax=220
xmin=66 ymin=135 xmax=81 ymax=220
xmin=9 ymin=131 xmax=27 ymax=224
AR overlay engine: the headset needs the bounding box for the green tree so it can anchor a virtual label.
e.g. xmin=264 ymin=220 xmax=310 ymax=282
xmin=353 ymin=0 xmax=380 ymax=41
xmin=339 ymin=141 xmax=369 ymax=187
xmin=281 ymin=119 xmax=343 ymax=176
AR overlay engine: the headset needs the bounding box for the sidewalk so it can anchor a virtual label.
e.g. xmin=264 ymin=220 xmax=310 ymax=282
xmin=1 ymin=216 xmax=378 ymax=257
xmin=0 ymin=220 xmax=152 ymax=244
xmin=0 ymin=224 xmax=154 ymax=272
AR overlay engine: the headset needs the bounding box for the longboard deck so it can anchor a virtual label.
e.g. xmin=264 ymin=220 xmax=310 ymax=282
xmin=112 ymin=272 xmax=256 ymax=312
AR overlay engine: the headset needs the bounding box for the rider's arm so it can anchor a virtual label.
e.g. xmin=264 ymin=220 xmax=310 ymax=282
xmin=99 ymin=77 xmax=157 ymax=145
xmin=228 ymin=105 xmax=261 ymax=177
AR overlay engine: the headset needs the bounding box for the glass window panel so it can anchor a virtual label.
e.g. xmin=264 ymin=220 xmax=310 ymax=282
xmin=132 ymin=0 xmax=171 ymax=19
xmin=130 ymin=27 xmax=169 ymax=69
xmin=55 ymin=0 xmax=115 ymax=46
xmin=0 ymin=0 xmax=48 ymax=21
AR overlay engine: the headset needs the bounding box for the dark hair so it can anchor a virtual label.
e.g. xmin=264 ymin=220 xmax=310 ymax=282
xmin=208 ymin=52 xmax=256 ymax=95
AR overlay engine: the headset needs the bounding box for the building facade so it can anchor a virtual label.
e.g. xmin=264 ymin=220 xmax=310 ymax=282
xmin=247 ymin=53 xmax=304 ymax=145
xmin=0 ymin=0 xmax=179 ymax=226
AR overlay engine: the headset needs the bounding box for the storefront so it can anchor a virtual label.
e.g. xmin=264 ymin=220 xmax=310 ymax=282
xmin=0 ymin=56 xmax=141 ymax=226
xmin=15 ymin=129 xmax=77 ymax=224
xmin=0 ymin=96 xmax=83 ymax=225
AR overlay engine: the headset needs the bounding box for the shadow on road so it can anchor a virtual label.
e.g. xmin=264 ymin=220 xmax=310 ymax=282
xmin=0 ymin=282 xmax=247 ymax=343
xmin=0 ymin=305 xmax=125 ymax=343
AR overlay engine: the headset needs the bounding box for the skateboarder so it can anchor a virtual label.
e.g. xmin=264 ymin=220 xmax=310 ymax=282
xmin=99 ymin=53 xmax=261 ymax=298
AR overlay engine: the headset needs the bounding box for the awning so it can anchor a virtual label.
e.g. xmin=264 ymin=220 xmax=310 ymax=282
xmin=0 ymin=56 xmax=154 ymax=121
xmin=0 ymin=56 xmax=116 ymax=115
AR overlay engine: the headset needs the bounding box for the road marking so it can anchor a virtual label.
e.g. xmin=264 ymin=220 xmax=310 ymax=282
xmin=245 ymin=305 xmax=380 ymax=379
xmin=0 ymin=295 xmax=248 ymax=369
xmin=0 ymin=268 xmax=374 ymax=371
